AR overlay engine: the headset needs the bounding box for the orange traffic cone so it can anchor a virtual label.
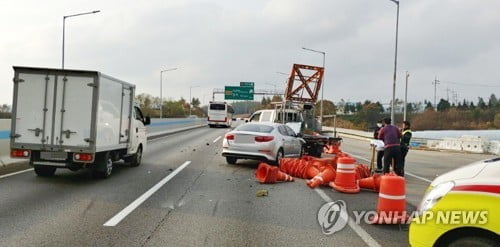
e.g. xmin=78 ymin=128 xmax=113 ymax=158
xmin=369 ymin=174 xmax=408 ymax=224
xmin=355 ymin=164 xmax=371 ymax=180
xmin=256 ymin=163 xmax=276 ymax=183
xmin=359 ymin=173 xmax=382 ymax=192
xmin=307 ymin=166 xmax=336 ymax=188
xmin=303 ymin=162 xmax=320 ymax=179
xmin=276 ymin=170 xmax=294 ymax=182
xmin=330 ymin=157 xmax=360 ymax=193
xmin=256 ymin=163 xmax=294 ymax=184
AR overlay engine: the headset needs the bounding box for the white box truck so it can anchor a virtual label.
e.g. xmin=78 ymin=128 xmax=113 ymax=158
xmin=9 ymin=66 xmax=150 ymax=178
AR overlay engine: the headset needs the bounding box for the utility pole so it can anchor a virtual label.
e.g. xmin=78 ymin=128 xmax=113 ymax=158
xmin=452 ymin=91 xmax=458 ymax=105
xmin=403 ymin=71 xmax=409 ymax=121
xmin=432 ymin=75 xmax=440 ymax=111
xmin=445 ymin=87 xmax=451 ymax=102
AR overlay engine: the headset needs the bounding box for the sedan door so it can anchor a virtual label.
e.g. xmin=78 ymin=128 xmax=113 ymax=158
xmin=277 ymin=126 xmax=293 ymax=156
xmin=285 ymin=125 xmax=302 ymax=155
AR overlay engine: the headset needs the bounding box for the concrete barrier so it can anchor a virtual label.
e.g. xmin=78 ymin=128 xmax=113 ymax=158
xmin=460 ymin=136 xmax=488 ymax=153
xmin=0 ymin=119 xmax=13 ymax=166
xmin=489 ymin=141 xmax=500 ymax=155
xmin=437 ymin=138 xmax=463 ymax=151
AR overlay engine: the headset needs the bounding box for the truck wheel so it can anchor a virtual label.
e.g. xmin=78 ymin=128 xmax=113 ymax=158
xmin=127 ymin=146 xmax=142 ymax=167
xmin=92 ymin=152 xmax=113 ymax=179
xmin=226 ymin=157 xmax=237 ymax=164
xmin=34 ymin=166 xmax=56 ymax=177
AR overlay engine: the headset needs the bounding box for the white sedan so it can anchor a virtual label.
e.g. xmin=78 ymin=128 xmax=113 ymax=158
xmin=222 ymin=122 xmax=305 ymax=165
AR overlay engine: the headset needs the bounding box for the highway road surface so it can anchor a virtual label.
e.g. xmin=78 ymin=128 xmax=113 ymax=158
xmin=0 ymin=120 xmax=496 ymax=246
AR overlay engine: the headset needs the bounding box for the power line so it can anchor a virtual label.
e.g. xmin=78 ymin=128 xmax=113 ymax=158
xmin=441 ymin=81 xmax=500 ymax=88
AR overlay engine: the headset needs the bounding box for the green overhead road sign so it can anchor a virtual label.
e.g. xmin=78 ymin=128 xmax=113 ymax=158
xmin=224 ymin=86 xmax=254 ymax=100
xmin=240 ymin=82 xmax=255 ymax=87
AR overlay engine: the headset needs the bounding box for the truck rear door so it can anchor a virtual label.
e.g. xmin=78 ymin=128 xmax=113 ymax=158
xmin=52 ymin=75 xmax=94 ymax=147
xmin=12 ymin=72 xmax=56 ymax=146
xmin=12 ymin=70 xmax=95 ymax=149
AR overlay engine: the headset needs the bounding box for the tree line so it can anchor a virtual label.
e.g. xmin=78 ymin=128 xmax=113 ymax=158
xmin=135 ymin=93 xmax=204 ymax=118
xmin=1 ymin=93 xmax=498 ymax=130
xmin=330 ymin=94 xmax=500 ymax=130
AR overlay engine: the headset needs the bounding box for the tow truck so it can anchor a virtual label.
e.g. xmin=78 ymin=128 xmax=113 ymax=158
xmin=247 ymin=63 xmax=341 ymax=157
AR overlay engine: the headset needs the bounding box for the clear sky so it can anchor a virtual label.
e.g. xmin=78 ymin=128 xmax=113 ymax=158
xmin=1 ymin=0 xmax=499 ymax=106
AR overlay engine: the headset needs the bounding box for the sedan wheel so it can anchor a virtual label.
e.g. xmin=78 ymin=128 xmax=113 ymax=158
xmin=273 ymin=149 xmax=284 ymax=165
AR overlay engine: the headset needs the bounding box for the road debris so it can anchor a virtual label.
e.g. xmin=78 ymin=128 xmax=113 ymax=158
xmin=255 ymin=189 xmax=268 ymax=197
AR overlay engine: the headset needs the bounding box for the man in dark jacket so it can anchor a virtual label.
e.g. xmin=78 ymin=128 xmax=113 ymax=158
xmin=378 ymin=118 xmax=404 ymax=176
xmin=373 ymin=119 xmax=384 ymax=172
xmin=400 ymin=120 xmax=412 ymax=165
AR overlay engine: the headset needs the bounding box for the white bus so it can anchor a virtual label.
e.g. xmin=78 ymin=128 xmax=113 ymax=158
xmin=208 ymin=101 xmax=234 ymax=128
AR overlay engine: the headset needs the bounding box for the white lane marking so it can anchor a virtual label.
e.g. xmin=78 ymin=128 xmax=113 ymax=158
xmin=314 ymin=189 xmax=382 ymax=247
xmin=346 ymin=152 xmax=433 ymax=183
xmin=213 ymin=136 xmax=222 ymax=143
xmin=0 ymin=168 xmax=34 ymax=179
xmin=103 ymin=161 xmax=192 ymax=227
xmin=405 ymin=172 xmax=433 ymax=183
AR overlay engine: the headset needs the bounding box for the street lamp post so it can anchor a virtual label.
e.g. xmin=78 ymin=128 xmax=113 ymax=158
xmin=404 ymin=71 xmax=409 ymax=121
xmin=160 ymin=68 xmax=178 ymax=119
xmin=302 ymin=47 xmax=326 ymax=128
xmin=62 ymin=10 xmax=100 ymax=69
xmin=189 ymin=85 xmax=200 ymax=117
xmin=276 ymin=72 xmax=290 ymax=124
xmin=389 ymin=0 xmax=400 ymax=123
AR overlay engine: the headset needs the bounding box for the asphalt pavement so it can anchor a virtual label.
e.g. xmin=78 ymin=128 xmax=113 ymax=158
xmin=0 ymin=122 xmax=496 ymax=246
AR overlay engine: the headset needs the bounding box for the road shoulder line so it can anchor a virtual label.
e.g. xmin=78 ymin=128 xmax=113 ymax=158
xmin=212 ymin=136 xmax=222 ymax=143
xmin=0 ymin=168 xmax=33 ymax=179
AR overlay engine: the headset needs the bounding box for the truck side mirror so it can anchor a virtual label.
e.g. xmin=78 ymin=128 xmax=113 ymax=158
xmin=144 ymin=116 xmax=151 ymax=126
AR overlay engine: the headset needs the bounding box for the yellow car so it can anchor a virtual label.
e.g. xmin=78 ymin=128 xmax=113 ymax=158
xmin=409 ymin=157 xmax=500 ymax=247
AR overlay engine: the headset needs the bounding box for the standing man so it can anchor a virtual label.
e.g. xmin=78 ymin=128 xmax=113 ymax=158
xmin=373 ymin=119 xmax=384 ymax=172
xmin=378 ymin=118 xmax=404 ymax=176
xmin=400 ymin=120 xmax=412 ymax=165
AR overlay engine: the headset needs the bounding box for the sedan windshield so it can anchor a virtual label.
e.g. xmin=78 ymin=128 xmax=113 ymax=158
xmin=236 ymin=124 xmax=274 ymax=133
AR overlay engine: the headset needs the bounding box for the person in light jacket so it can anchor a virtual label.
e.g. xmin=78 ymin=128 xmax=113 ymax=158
xmin=373 ymin=119 xmax=384 ymax=172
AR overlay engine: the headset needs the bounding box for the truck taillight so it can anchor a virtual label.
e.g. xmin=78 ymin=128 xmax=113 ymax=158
xmin=74 ymin=153 xmax=94 ymax=162
xmin=207 ymin=117 xmax=210 ymax=121
xmin=225 ymin=117 xmax=227 ymax=122
xmin=225 ymin=134 xmax=235 ymax=140
xmin=255 ymin=136 xmax=274 ymax=142
xmin=11 ymin=149 xmax=30 ymax=158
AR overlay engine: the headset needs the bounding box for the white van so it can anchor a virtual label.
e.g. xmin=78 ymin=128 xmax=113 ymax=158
xmin=9 ymin=66 xmax=149 ymax=178
xmin=208 ymin=101 xmax=234 ymax=128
